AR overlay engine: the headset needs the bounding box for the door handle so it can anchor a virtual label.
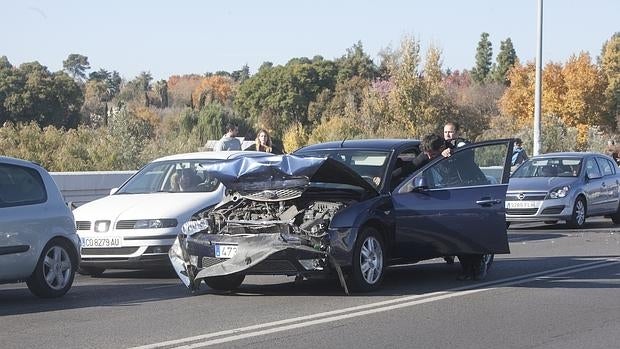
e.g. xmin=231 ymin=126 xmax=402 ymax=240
xmin=476 ymin=198 xmax=502 ymax=206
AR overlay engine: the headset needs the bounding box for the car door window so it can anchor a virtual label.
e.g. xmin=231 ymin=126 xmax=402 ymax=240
xmin=390 ymin=146 xmax=420 ymax=191
xmin=424 ymin=143 xmax=508 ymax=189
xmin=0 ymin=163 xmax=47 ymax=207
xmin=585 ymin=158 xmax=602 ymax=178
xmin=595 ymin=157 xmax=614 ymax=176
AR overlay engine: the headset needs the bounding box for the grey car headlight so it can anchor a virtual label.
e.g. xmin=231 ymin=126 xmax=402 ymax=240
xmin=133 ymin=219 xmax=178 ymax=229
xmin=548 ymin=186 xmax=570 ymax=199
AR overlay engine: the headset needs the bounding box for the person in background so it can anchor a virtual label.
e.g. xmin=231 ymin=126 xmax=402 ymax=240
xmin=214 ymin=123 xmax=241 ymax=151
xmin=170 ymin=168 xmax=200 ymax=192
xmin=440 ymin=122 xmax=469 ymax=265
xmin=605 ymin=139 xmax=620 ymax=166
xmin=255 ymin=129 xmax=273 ymax=152
xmin=512 ymin=138 xmax=529 ymax=167
xmin=441 ymin=121 xmax=469 ymax=158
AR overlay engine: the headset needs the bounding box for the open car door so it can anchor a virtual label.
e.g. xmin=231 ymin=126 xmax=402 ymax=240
xmin=391 ymin=139 xmax=514 ymax=260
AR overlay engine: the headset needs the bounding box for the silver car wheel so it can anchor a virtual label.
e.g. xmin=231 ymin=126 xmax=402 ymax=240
xmin=43 ymin=246 xmax=72 ymax=290
xmin=575 ymin=200 xmax=586 ymax=226
xmin=359 ymin=236 xmax=383 ymax=285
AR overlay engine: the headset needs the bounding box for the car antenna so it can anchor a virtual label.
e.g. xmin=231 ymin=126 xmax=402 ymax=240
xmin=340 ymin=138 xmax=347 ymax=148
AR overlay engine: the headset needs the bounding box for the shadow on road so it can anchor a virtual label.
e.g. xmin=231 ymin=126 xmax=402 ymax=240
xmin=0 ymin=269 xmax=184 ymax=316
xmin=199 ymin=254 xmax=620 ymax=298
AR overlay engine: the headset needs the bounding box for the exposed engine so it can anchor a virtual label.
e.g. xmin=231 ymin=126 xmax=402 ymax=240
xmin=204 ymin=193 xmax=346 ymax=239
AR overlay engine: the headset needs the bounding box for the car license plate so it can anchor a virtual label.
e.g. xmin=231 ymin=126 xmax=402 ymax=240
xmin=505 ymin=201 xmax=542 ymax=209
xmin=215 ymin=244 xmax=238 ymax=258
xmin=81 ymin=236 xmax=123 ymax=248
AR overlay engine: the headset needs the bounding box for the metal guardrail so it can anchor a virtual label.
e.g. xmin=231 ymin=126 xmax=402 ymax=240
xmin=51 ymin=171 xmax=135 ymax=207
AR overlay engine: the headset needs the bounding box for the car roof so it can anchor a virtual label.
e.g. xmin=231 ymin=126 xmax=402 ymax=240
xmin=0 ymin=155 xmax=42 ymax=170
xmin=151 ymin=150 xmax=268 ymax=162
xmin=296 ymin=139 xmax=420 ymax=152
xmin=532 ymin=152 xmax=602 ymax=159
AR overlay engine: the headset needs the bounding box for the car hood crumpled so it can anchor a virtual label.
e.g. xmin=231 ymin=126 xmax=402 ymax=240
xmin=508 ymin=177 xmax=578 ymax=192
xmin=197 ymin=154 xmax=378 ymax=196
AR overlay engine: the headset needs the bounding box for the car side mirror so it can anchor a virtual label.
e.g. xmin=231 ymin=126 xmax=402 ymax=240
xmin=412 ymin=177 xmax=428 ymax=191
xmin=110 ymin=187 xmax=118 ymax=195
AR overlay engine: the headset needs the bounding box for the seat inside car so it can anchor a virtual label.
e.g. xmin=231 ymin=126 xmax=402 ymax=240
xmin=540 ymin=165 xmax=558 ymax=177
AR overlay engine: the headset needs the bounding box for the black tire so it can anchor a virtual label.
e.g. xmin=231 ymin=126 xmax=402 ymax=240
xmin=611 ymin=203 xmax=620 ymax=225
xmin=566 ymin=197 xmax=587 ymax=228
xmin=204 ymin=274 xmax=245 ymax=291
xmin=350 ymin=227 xmax=386 ymax=292
xmin=78 ymin=266 xmax=105 ymax=277
xmin=26 ymin=239 xmax=77 ymax=298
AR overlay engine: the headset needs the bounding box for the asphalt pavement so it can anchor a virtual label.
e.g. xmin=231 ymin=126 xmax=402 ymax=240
xmin=1 ymin=218 xmax=619 ymax=349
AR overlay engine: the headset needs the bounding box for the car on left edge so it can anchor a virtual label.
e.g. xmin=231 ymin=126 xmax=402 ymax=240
xmin=73 ymin=151 xmax=269 ymax=276
xmin=0 ymin=156 xmax=80 ymax=298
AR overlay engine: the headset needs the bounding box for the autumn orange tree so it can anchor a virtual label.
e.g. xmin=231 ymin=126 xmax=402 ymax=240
xmin=192 ymin=75 xmax=235 ymax=109
xmin=500 ymin=53 xmax=608 ymax=149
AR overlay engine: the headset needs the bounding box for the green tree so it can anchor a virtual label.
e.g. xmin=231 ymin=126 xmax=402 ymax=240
xmin=231 ymin=64 xmax=250 ymax=83
xmin=493 ymin=38 xmax=517 ymax=85
xmin=599 ymin=32 xmax=620 ymax=130
xmin=335 ymin=41 xmax=378 ymax=82
xmin=471 ymin=32 xmax=493 ymax=83
xmin=62 ymin=53 xmax=90 ymax=82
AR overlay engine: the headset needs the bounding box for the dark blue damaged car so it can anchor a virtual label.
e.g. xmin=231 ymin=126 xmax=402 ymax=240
xmin=169 ymin=139 xmax=515 ymax=293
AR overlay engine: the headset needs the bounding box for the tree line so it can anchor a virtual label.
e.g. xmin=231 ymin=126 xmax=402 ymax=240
xmin=0 ymin=32 xmax=618 ymax=171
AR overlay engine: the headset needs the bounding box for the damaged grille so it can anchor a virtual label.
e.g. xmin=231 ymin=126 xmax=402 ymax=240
xmin=242 ymin=188 xmax=304 ymax=202
xmin=201 ymin=257 xmax=225 ymax=268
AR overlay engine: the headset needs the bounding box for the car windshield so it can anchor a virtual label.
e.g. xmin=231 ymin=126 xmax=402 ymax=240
xmin=512 ymin=157 xmax=582 ymax=178
xmin=295 ymin=149 xmax=390 ymax=189
xmin=116 ymin=159 xmax=222 ymax=194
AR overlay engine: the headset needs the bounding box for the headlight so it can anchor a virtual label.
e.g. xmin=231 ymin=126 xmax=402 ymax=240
xmin=548 ymin=186 xmax=570 ymax=199
xmin=133 ymin=219 xmax=177 ymax=229
xmin=181 ymin=219 xmax=211 ymax=235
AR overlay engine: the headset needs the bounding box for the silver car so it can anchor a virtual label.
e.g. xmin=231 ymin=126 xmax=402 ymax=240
xmin=506 ymin=152 xmax=620 ymax=228
xmin=0 ymin=156 xmax=80 ymax=297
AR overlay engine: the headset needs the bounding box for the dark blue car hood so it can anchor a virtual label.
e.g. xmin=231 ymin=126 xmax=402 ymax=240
xmin=199 ymin=154 xmax=378 ymax=196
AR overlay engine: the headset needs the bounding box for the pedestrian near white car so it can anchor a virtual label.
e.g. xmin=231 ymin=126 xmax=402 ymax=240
xmin=0 ymin=156 xmax=80 ymax=298
xmin=73 ymin=151 xmax=268 ymax=276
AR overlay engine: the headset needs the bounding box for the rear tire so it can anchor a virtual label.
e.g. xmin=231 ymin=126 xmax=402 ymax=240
xmin=204 ymin=274 xmax=245 ymax=291
xmin=566 ymin=197 xmax=586 ymax=228
xmin=78 ymin=266 xmax=105 ymax=277
xmin=26 ymin=239 xmax=77 ymax=298
xmin=611 ymin=203 xmax=620 ymax=224
xmin=350 ymin=227 xmax=385 ymax=292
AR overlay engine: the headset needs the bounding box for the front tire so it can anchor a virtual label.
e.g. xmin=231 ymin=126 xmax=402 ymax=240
xmin=351 ymin=227 xmax=385 ymax=292
xmin=566 ymin=197 xmax=586 ymax=228
xmin=204 ymin=274 xmax=245 ymax=291
xmin=26 ymin=239 xmax=77 ymax=298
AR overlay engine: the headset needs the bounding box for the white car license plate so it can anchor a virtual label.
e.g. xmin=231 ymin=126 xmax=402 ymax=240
xmin=215 ymin=244 xmax=238 ymax=258
xmin=81 ymin=236 xmax=123 ymax=248
xmin=505 ymin=201 xmax=542 ymax=209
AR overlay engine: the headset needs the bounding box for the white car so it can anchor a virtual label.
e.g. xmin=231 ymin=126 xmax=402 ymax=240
xmin=73 ymin=151 xmax=267 ymax=275
xmin=0 ymin=156 xmax=80 ymax=298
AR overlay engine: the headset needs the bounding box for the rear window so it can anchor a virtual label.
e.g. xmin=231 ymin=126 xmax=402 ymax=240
xmin=0 ymin=163 xmax=47 ymax=207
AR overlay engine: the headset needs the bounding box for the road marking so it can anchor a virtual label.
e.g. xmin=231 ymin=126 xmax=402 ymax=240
xmin=129 ymin=258 xmax=619 ymax=349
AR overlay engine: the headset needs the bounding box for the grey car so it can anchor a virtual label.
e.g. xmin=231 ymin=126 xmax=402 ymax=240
xmin=506 ymin=152 xmax=620 ymax=228
xmin=0 ymin=156 xmax=80 ymax=297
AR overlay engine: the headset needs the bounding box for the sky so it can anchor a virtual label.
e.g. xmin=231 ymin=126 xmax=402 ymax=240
xmin=1 ymin=0 xmax=618 ymax=81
